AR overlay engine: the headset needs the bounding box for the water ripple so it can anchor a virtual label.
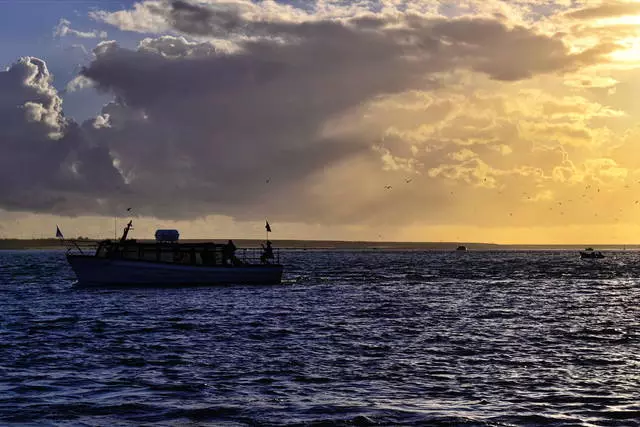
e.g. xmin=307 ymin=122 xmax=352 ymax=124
xmin=0 ymin=250 xmax=639 ymax=425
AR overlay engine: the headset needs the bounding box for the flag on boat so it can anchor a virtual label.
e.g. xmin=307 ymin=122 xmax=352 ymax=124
xmin=265 ymin=220 xmax=271 ymax=233
xmin=55 ymin=226 xmax=64 ymax=239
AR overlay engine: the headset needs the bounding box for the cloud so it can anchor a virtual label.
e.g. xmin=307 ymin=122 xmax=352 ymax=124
xmin=65 ymin=75 xmax=95 ymax=92
xmin=566 ymin=2 xmax=640 ymax=20
xmin=89 ymin=1 xmax=174 ymax=34
xmin=92 ymin=1 xmax=613 ymax=79
xmin=54 ymin=18 xmax=108 ymax=39
xmin=74 ymin=6 xmax=612 ymax=220
xmin=1 ymin=1 xmax=633 ymax=232
xmin=89 ymin=0 xmax=371 ymax=35
xmin=0 ymin=57 xmax=123 ymax=215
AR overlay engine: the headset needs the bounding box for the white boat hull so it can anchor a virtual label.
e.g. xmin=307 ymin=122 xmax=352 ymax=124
xmin=67 ymin=255 xmax=283 ymax=286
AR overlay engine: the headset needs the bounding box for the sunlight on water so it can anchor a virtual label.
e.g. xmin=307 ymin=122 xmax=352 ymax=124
xmin=0 ymin=249 xmax=639 ymax=425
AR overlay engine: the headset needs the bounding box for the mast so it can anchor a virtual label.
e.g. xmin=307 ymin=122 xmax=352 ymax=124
xmin=120 ymin=220 xmax=133 ymax=243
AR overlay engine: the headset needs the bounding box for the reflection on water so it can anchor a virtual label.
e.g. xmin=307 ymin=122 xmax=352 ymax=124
xmin=0 ymin=250 xmax=639 ymax=425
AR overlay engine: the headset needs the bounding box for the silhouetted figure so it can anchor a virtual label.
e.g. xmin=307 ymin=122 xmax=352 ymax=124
xmin=222 ymin=240 xmax=237 ymax=266
xmin=260 ymin=240 xmax=274 ymax=264
xmin=201 ymin=247 xmax=212 ymax=265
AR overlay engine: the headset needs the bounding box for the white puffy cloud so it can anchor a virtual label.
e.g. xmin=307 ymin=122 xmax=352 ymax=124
xmin=65 ymin=75 xmax=95 ymax=92
xmin=54 ymin=18 xmax=108 ymax=39
xmin=0 ymin=57 xmax=124 ymax=214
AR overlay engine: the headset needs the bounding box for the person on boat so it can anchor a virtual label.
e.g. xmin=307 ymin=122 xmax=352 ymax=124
xmin=222 ymin=240 xmax=237 ymax=266
xmin=260 ymin=240 xmax=274 ymax=264
xmin=201 ymin=247 xmax=212 ymax=265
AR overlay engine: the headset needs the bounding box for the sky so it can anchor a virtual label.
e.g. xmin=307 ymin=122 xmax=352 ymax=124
xmin=3 ymin=0 xmax=640 ymax=244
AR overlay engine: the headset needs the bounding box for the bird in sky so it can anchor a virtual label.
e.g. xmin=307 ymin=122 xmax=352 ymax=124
xmin=405 ymin=178 xmax=412 ymax=183
xmin=384 ymin=185 xmax=392 ymax=190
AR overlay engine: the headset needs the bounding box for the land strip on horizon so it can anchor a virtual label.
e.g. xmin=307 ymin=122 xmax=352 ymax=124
xmin=0 ymin=239 xmax=637 ymax=251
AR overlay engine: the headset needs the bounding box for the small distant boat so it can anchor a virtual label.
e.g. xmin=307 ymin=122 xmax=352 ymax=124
xmin=580 ymin=248 xmax=605 ymax=259
xmin=455 ymin=245 xmax=468 ymax=251
xmin=65 ymin=221 xmax=283 ymax=286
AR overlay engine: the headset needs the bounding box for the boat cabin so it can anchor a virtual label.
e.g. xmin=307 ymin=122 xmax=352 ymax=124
xmin=91 ymin=222 xmax=276 ymax=266
xmin=95 ymin=240 xmax=240 ymax=265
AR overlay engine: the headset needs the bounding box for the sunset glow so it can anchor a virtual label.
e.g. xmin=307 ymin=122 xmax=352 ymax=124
xmin=3 ymin=1 xmax=640 ymax=244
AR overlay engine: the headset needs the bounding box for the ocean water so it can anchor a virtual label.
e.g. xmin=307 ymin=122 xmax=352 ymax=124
xmin=1 ymin=249 xmax=639 ymax=426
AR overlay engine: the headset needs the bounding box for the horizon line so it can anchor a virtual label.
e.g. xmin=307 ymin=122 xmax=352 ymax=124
xmin=1 ymin=237 xmax=639 ymax=247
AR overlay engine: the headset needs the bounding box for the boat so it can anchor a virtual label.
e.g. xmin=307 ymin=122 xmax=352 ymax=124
xmin=455 ymin=245 xmax=468 ymax=251
xmin=580 ymin=248 xmax=605 ymax=259
xmin=66 ymin=221 xmax=283 ymax=286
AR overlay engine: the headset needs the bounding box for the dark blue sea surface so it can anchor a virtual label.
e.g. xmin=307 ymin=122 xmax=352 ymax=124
xmin=1 ymin=250 xmax=639 ymax=426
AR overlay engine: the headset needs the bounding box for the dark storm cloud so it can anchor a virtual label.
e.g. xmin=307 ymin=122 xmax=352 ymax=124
xmin=151 ymin=0 xmax=609 ymax=80
xmin=79 ymin=36 xmax=380 ymax=220
xmin=0 ymin=3 xmax=614 ymax=223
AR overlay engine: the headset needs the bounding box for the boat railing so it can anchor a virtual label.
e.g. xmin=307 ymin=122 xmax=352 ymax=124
xmin=65 ymin=239 xmax=281 ymax=265
xmin=237 ymin=247 xmax=281 ymax=265
xmin=64 ymin=239 xmax=99 ymax=255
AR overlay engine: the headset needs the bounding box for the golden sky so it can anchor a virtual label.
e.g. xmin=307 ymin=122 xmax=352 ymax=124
xmin=3 ymin=0 xmax=640 ymax=244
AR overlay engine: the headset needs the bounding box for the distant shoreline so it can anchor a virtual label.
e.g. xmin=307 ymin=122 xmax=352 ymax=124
xmin=0 ymin=239 xmax=636 ymax=251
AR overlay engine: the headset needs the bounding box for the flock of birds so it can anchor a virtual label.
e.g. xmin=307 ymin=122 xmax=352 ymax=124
xmin=378 ymin=180 xmax=640 ymax=220
xmin=263 ymin=175 xmax=640 ymax=223
xmin=259 ymin=176 xmax=640 ymax=243
xmin=383 ymin=178 xmax=413 ymax=190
